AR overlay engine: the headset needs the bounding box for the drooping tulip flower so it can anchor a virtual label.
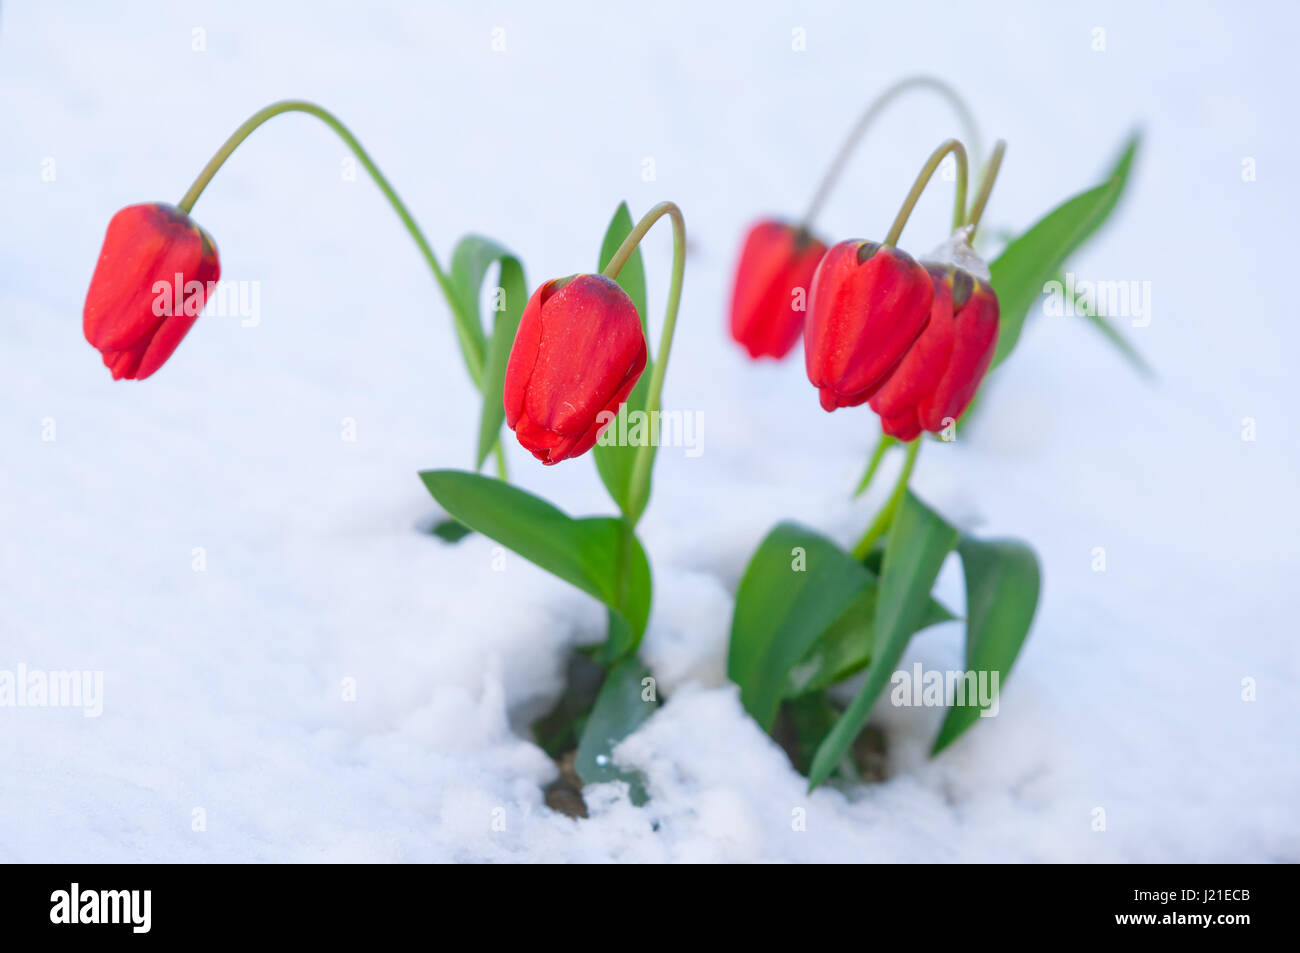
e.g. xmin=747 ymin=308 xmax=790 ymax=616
xmin=83 ymin=203 xmax=220 ymax=381
xmin=804 ymin=241 xmax=933 ymax=411
xmin=729 ymin=219 xmax=827 ymax=359
xmin=504 ymin=274 xmax=647 ymax=465
xmin=869 ymin=262 xmax=999 ymax=440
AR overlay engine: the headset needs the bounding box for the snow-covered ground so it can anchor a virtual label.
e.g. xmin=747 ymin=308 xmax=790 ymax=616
xmin=1 ymin=0 xmax=1296 ymax=862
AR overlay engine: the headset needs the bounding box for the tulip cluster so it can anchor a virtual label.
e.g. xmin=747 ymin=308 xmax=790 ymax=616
xmin=729 ymin=142 xmax=1004 ymax=442
xmin=78 ymin=78 xmax=1132 ymax=803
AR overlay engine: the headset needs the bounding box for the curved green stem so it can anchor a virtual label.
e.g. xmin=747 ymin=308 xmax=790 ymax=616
xmin=802 ymin=75 xmax=982 ymax=230
xmin=177 ymin=100 xmax=473 ymax=379
xmin=600 ymin=201 xmax=687 ymax=527
xmin=882 ymin=139 xmax=968 ymax=248
xmin=178 ymin=100 xmax=508 ymax=478
xmin=853 ymin=432 xmax=897 ymax=498
xmin=965 ymin=139 xmax=1007 ymax=238
xmin=852 ymin=438 xmax=920 ymax=560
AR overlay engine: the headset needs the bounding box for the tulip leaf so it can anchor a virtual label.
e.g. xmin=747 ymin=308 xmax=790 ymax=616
xmin=447 ymin=235 xmax=529 ymax=471
xmin=988 ymin=131 xmax=1140 ymax=371
xmin=474 ymin=256 xmax=526 ymax=470
xmin=418 ymin=469 xmax=651 ymax=650
xmin=988 ymin=181 xmax=1119 ymax=369
xmin=807 ymin=491 xmax=958 ymax=790
xmin=727 ymin=522 xmax=874 ymax=732
xmin=786 ymin=581 xmax=957 ymax=697
xmin=599 ymin=202 xmax=649 ymax=329
xmin=1071 ymin=131 xmax=1140 ymax=253
xmin=931 ymin=536 xmax=1040 ymax=754
xmin=574 ymin=655 xmax=657 ymax=803
xmin=593 ymin=202 xmax=653 ymax=516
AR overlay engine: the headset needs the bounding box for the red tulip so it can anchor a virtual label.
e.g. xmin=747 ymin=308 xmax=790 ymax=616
xmin=729 ymin=219 xmax=827 ymax=359
xmin=869 ymin=265 xmax=1000 ymax=440
xmin=504 ymin=274 xmax=647 ymax=465
xmin=83 ymin=203 xmax=220 ymax=381
xmin=804 ymin=241 xmax=933 ymax=411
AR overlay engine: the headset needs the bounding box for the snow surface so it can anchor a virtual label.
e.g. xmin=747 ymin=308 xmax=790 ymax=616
xmin=1 ymin=0 xmax=1297 ymax=862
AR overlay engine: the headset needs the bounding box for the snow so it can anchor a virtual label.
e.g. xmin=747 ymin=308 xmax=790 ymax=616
xmin=1 ymin=0 xmax=1297 ymax=862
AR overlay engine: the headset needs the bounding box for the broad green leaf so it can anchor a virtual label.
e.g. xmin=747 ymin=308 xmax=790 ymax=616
xmin=593 ymin=202 xmax=653 ymax=515
xmin=445 ymin=238 xmax=493 ymax=384
xmin=727 ymin=522 xmax=873 ymax=732
xmin=786 ymin=581 xmax=957 ymax=697
xmin=931 ymin=536 xmax=1040 ymax=753
xmin=419 ymin=469 xmax=652 ymax=650
xmin=447 ymin=235 xmax=529 ymax=470
xmin=575 ymin=656 xmax=657 ymax=803
xmin=807 ymin=492 xmax=958 ymax=790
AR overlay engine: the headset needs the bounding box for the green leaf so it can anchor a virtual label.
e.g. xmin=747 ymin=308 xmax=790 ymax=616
xmin=987 ymin=131 xmax=1141 ymax=371
xmin=474 ymin=257 xmax=526 ymax=469
xmin=574 ymin=656 xmax=657 ymax=803
xmin=727 ymin=522 xmax=873 ymax=732
xmin=931 ymin=536 xmax=1040 ymax=753
xmin=599 ymin=202 xmax=648 ymax=323
xmin=419 ymin=469 xmax=651 ymax=651
xmin=807 ymin=492 xmax=958 ymax=790
xmin=787 ymin=582 xmax=957 ymax=697
xmin=447 ymin=235 xmax=529 ymax=470
xmin=988 ymin=181 xmax=1119 ymax=369
xmin=593 ymin=202 xmax=653 ymax=515
xmin=1072 ymin=131 xmax=1140 ymax=252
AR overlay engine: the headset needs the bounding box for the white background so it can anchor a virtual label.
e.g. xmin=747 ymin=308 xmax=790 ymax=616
xmin=0 ymin=0 xmax=1295 ymax=861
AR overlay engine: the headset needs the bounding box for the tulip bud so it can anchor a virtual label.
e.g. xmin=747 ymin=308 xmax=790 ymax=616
xmin=729 ymin=219 xmax=827 ymax=359
xmin=83 ymin=203 xmax=220 ymax=380
xmin=869 ymin=263 xmax=999 ymax=440
xmin=804 ymin=241 xmax=933 ymax=411
xmin=504 ymin=274 xmax=647 ymax=465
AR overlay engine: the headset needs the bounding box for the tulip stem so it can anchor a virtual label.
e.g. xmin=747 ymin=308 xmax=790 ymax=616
xmin=178 ymin=102 xmax=461 ymax=337
xmin=851 ymin=438 xmax=920 ymax=560
xmin=802 ymin=75 xmax=983 ymax=231
xmin=852 ymin=432 xmax=898 ymax=498
xmin=965 ymin=139 xmax=1007 ymax=238
xmin=882 ymin=139 xmax=968 ymax=248
xmin=176 ymin=99 xmax=511 ymax=478
xmin=600 ymin=202 xmax=687 ymax=527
